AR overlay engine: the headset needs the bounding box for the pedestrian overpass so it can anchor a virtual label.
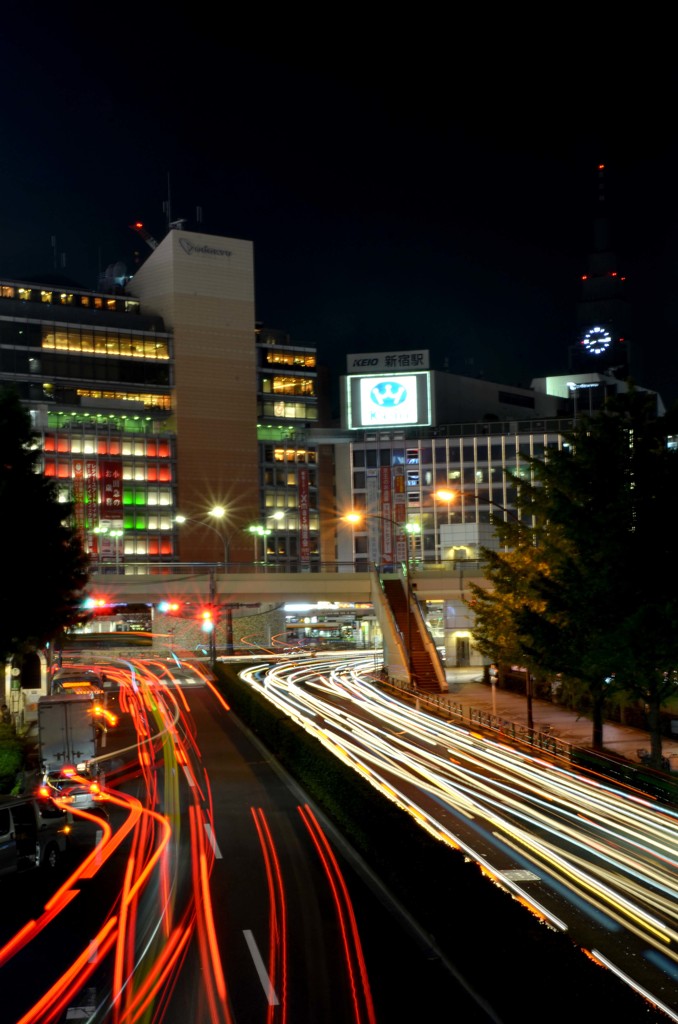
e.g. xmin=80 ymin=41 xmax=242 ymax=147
xmin=88 ymin=560 xmax=485 ymax=605
xmin=87 ymin=561 xmax=489 ymax=687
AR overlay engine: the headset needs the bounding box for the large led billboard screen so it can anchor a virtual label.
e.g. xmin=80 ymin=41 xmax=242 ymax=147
xmin=346 ymin=372 xmax=432 ymax=429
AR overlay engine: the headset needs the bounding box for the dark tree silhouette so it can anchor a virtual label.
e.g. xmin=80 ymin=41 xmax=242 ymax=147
xmin=0 ymin=386 xmax=90 ymax=663
xmin=470 ymin=389 xmax=678 ymax=766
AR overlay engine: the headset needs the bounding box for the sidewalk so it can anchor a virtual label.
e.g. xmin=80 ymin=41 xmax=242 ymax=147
xmin=442 ymin=667 xmax=678 ymax=769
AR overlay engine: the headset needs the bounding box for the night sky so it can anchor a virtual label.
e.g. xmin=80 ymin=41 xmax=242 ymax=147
xmin=3 ymin=17 xmax=678 ymax=409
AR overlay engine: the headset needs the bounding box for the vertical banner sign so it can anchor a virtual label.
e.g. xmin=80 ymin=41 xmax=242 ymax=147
xmin=379 ymin=466 xmax=394 ymax=564
xmin=73 ymin=459 xmax=86 ymax=546
xmin=100 ymin=460 xmax=123 ymax=520
xmin=298 ymin=466 xmax=310 ymax=563
xmin=392 ymin=467 xmax=407 ymax=563
xmin=85 ymin=461 xmax=99 ymax=531
xmin=366 ymin=472 xmax=380 ymax=565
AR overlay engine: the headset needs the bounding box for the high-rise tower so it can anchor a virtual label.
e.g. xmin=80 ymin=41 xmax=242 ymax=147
xmin=569 ymin=163 xmax=631 ymax=378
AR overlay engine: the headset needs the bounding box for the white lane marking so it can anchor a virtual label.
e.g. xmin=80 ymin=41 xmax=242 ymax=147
xmin=182 ymin=764 xmax=196 ymax=787
xmin=243 ymin=930 xmax=279 ymax=1005
xmin=203 ymin=823 xmax=222 ymax=859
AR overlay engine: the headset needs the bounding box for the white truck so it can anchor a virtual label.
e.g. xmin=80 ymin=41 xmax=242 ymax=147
xmin=37 ymin=693 xmax=99 ymax=774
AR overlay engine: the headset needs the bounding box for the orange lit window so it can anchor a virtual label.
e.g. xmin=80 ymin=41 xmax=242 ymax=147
xmin=57 ymin=462 xmax=70 ymax=478
xmin=148 ymin=539 xmax=160 ymax=555
xmin=44 ymin=437 xmax=56 ymax=452
xmin=147 ymin=442 xmax=157 ymax=456
xmin=98 ymin=441 xmax=108 ymax=455
xmin=158 ymin=442 xmax=170 ymax=457
xmin=159 ymin=467 xmax=171 ymax=482
xmin=57 ymin=438 xmax=69 ymax=453
xmin=146 ymin=467 xmax=158 ymax=481
xmin=44 ymin=460 xmax=56 ymax=476
xmin=160 ymin=538 xmax=172 ymax=555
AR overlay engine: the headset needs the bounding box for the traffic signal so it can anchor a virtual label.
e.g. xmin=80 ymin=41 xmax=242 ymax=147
xmin=200 ymin=607 xmax=216 ymax=633
xmin=82 ymin=597 xmax=113 ymax=616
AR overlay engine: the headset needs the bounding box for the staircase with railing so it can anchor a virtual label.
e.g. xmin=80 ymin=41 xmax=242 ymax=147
xmin=382 ymin=578 xmax=444 ymax=693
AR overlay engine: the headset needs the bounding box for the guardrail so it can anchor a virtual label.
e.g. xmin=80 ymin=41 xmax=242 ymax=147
xmin=87 ymin=558 xmax=487 ymax=577
xmin=383 ymin=679 xmax=573 ymax=758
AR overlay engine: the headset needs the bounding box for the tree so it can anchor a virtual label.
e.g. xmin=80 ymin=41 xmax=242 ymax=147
xmin=469 ymin=389 xmax=678 ymax=765
xmin=0 ymin=386 xmax=90 ymax=663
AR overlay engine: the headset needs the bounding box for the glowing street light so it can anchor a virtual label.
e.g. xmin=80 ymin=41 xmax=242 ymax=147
xmin=248 ymin=524 xmax=271 ymax=568
xmin=175 ymin=509 xmax=230 ymax=566
xmin=343 ymin=511 xmax=420 ymax=570
xmin=93 ymin=524 xmax=124 ymax=573
xmin=248 ymin=511 xmax=284 ymax=570
xmin=434 ymin=490 xmax=533 ymax=733
xmin=175 ymin=508 xmax=233 ymax=660
xmin=434 ymin=488 xmax=519 ymax=522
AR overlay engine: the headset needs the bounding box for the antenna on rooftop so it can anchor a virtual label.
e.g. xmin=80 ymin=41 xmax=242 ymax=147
xmin=164 ymin=172 xmax=172 ymax=232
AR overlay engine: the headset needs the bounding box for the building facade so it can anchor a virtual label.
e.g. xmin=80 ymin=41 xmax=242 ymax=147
xmin=0 ymin=229 xmax=323 ymax=573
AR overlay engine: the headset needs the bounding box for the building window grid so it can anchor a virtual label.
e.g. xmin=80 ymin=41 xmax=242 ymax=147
xmin=348 ymin=431 xmax=566 ymax=562
xmin=0 ymin=281 xmax=141 ymax=315
xmin=39 ymin=427 xmax=178 ymax=556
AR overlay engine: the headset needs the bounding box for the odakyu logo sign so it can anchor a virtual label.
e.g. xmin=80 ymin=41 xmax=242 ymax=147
xmin=178 ymin=238 xmax=233 ymax=257
xmin=359 ymin=374 xmax=419 ymax=425
xmin=370 ymin=381 xmax=408 ymax=408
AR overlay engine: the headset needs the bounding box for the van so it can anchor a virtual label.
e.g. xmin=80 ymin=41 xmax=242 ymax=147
xmin=51 ymin=667 xmax=106 ymax=702
xmin=0 ymin=795 xmax=69 ymax=874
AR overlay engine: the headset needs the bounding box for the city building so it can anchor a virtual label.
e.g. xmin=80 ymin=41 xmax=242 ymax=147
xmin=319 ymin=339 xmax=664 ymax=666
xmin=0 ymin=228 xmax=323 ymax=573
xmin=0 ymin=179 xmax=667 ymax=669
xmin=0 ymin=274 xmax=175 ymax=566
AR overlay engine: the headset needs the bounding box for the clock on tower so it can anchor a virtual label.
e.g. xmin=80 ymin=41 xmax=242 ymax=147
xmin=580 ymin=325 xmax=613 ymax=356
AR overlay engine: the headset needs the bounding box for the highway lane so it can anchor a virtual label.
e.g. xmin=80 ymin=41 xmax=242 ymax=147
xmin=12 ymin=643 xmax=675 ymax=1022
xmin=239 ymin=655 xmax=678 ymax=1022
xmin=159 ymin=680 xmax=500 ymax=1023
xmin=0 ymin=653 xmax=499 ymax=1024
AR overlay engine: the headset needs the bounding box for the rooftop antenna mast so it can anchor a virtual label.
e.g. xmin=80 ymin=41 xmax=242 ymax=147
xmin=163 ymin=172 xmax=171 ymax=233
xmin=165 ymin=171 xmax=186 ymax=231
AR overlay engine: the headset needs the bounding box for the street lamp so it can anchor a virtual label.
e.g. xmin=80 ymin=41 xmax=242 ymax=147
xmin=92 ymin=524 xmax=124 ymax=573
xmin=175 ymin=509 xmax=233 ymax=660
xmin=207 ymin=505 xmax=231 ymax=566
xmin=342 ymin=510 xmax=420 ymax=571
xmin=435 ymin=490 xmax=534 ymax=733
xmin=434 ymin=487 xmax=519 ymax=521
xmin=248 ymin=512 xmax=284 ymax=571
xmin=109 ymin=528 xmax=124 ymax=573
xmin=175 ymin=510 xmax=230 ymax=566
xmin=248 ymin=524 xmax=271 ymax=570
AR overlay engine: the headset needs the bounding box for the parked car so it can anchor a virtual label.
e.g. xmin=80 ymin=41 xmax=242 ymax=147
xmin=0 ymin=795 xmax=69 ymax=874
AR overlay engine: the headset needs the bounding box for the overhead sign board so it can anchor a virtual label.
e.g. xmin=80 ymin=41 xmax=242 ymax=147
xmin=345 ymin=371 xmax=432 ymax=429
xmin=346 ymin=350 xmax=429 ymax=373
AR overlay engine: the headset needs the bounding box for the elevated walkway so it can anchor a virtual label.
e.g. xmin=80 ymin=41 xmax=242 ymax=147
xmin=87 ymin=563 xmax=458 ymax=693
xmin=88 ymin=561 xmax=486 ymax=606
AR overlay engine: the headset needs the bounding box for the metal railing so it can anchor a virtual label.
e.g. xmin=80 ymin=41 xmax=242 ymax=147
xmin=383 ymin=679 xmax=573 ymax=759
xmin=88 ymin=558 xmax=487 ymax=577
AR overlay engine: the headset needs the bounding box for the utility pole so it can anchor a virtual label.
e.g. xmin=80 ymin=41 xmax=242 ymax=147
xmin=224 ymin=605 xmax=234 ymax=656
xmin=526 ymin=666 xmax=534 ymax=738
xmin=209 ymin=568 xmax=217 ymax=664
